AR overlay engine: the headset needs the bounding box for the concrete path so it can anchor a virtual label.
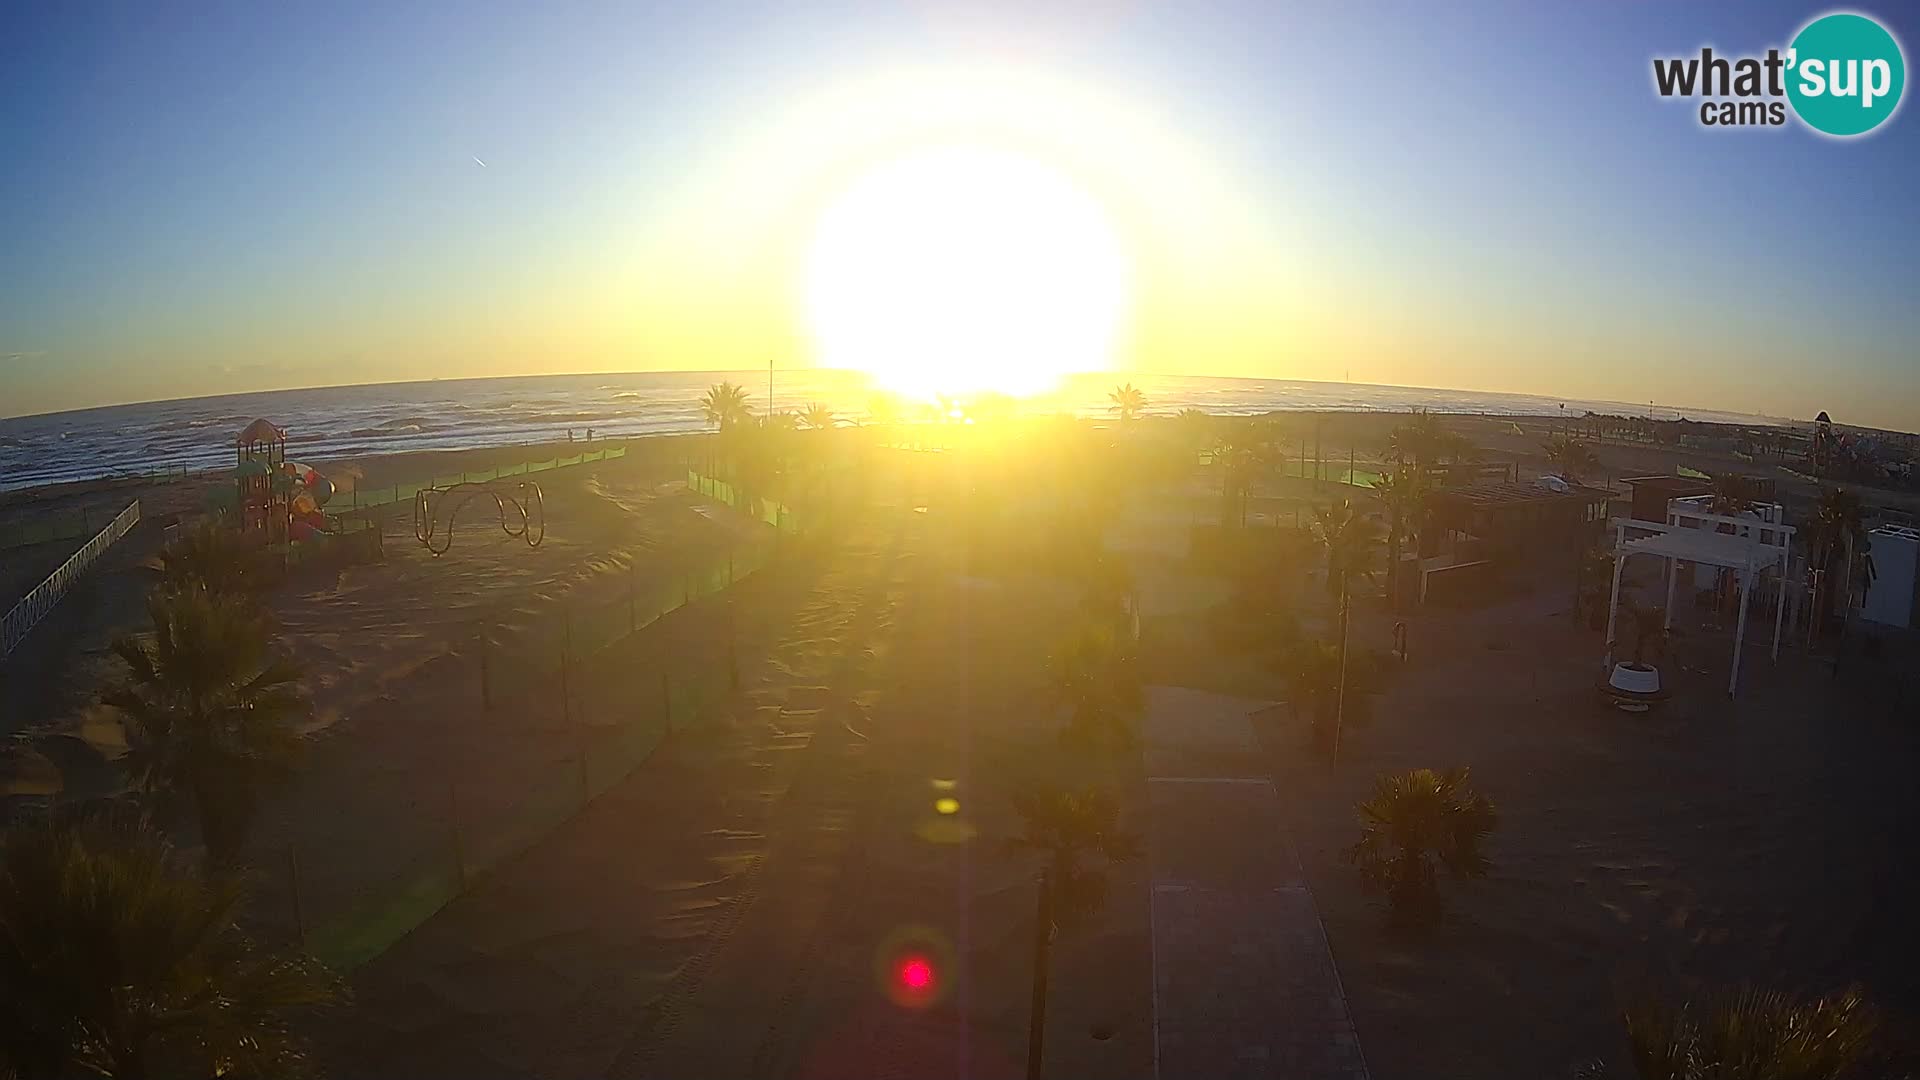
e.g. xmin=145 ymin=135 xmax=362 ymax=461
xmin=1143 ymin=687 xmax=1369 ymax=1080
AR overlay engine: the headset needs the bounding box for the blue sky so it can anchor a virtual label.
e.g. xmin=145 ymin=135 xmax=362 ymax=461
xmin=4 ymin=1 xmax=1916 ymax=429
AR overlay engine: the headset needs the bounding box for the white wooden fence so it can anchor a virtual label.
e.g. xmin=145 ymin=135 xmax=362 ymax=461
xmin=1 ymin=500 xmax=140 ymax=657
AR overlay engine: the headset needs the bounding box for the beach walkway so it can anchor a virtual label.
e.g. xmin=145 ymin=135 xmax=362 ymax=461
xmin=1142 ymin=687 xmax=1369 ymax=1080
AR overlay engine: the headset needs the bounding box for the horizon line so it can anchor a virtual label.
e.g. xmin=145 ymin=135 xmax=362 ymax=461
xmin=0 ymin=366 xmax=1819 ymax=431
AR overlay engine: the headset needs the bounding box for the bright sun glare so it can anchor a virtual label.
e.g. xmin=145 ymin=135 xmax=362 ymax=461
xmin=803 ymin=145 xmax=1131 ymax=400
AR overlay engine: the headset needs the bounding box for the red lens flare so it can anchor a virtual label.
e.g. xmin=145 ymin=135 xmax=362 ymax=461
xmin=874 ymin=925 xmax=954 ymax=1009
xmin=898 ymin=956 xmax=935 ymax=992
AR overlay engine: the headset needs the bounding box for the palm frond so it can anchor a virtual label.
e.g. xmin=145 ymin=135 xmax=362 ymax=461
xmin=0 ymin=818 xmax=342 ymax=1079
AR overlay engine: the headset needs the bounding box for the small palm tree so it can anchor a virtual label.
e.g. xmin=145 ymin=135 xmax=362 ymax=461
xmin=0 ymin=816 xmax=340 ymax=1079
xmin=1617 ymin=597 xmax=1667 ymax=669
xmin=106 ymin=589 xmax=308 ymax=867
xmin=1005 ymin=777 xmax=1141 ymax=1073
xmin=1542 ymin=435 xmax=1600 ymax=484
xmin=1577 ymin=547 xmax=1615 ymax=626
xmin=1313 ymin=499 xmax=1381 ymax=760
xmin=1707 ymin=472 xmax=1752 ymax=516
xmin=800 ymin=402 xmax=836 ymax=431
xmin=1348 ymin=767 xmax=1496 ymax=924
xmin=1386 ymin=410 xmax=1446 ymax=468
xmin=1278 ymin=638 xmax=1379 ymax=750
xmin=1808 ymin=486 xmax=1869 ymax=633
xmin=698 ymin=381 xmax=752 ymax=432
xmin=148 ymin=519 xmax=265 ymax=598
xmin=1007 ymin=781 xmax=1141 ymax=929
xmin=1623 ymin=984 xmax=1880 ymax=1080
xmin=1108 ymin=382 xmax=1146 ymax=422
xmin=1370 ymin=468 xmax=1424 ymax=609
xmin=1210 ymin=421 xmax=1267 ymax=527
xmin=1045 ymin=622 xmax=1142 ymax=752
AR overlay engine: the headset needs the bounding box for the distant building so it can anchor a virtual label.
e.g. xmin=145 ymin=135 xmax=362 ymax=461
xmin=1415 ymin=479 xmax=1613 ymax=604
xmin=1620 ymin=475 xmax=1711 ymax=523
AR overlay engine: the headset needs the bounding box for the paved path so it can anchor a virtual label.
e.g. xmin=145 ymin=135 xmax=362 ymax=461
xmin=1143 ymin=687 xmax=1369 ymax=1080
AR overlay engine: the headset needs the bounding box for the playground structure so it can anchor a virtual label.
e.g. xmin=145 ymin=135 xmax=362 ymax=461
xmin=234 ymin=418 xmax=342 ymax=545
xmin=235 ymin=419 xmax=290 ymax=543
xmin=412 ymin=480 xmax=546 ymax=556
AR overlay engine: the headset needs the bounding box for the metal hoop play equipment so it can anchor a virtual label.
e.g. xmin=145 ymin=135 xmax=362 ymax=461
xmin=413 ymin=480 xmax=546 ymax=556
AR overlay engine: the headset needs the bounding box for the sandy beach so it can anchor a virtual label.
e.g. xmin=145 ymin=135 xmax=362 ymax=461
xmin=5 ymin=415 xmax=1916 ymax=1078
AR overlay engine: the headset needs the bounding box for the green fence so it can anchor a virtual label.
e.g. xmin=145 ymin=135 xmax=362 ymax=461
xmin=333 ymin=443 xmax=627 ymax=515
xmin=295 ymin=524 xmax=768 ymax=971
xmin=1195 ymin=451 xmax=1384 ymax=490
xmin=687 ymin=469 xmax=802 ymax=533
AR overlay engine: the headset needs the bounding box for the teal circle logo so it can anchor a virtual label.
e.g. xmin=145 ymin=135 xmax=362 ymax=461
xmin=1787 ymin=12 xmax=1906 ymax=136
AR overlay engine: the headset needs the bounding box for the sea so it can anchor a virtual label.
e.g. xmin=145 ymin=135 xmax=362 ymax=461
xmin=0 ymin=370 xmax=1788 ymax=493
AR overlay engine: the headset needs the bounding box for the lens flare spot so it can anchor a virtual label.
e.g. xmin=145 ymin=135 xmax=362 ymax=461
xmin=935 ymin=797 xmax=960 ymax=815
xmin=898 ymin=956 xmax=935 ymax=991
xmin=875 ymin=926 xmax=955 ymax=1009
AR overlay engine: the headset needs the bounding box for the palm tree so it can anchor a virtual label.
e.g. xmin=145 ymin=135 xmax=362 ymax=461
xmin=106 ymin=590 xmax=308 ymax=867
xmin=1576 ymin=547 xmax=1615 ymax=627
xmin=1107 ymin=382 xmax=1146 ymax=422
xmin=1045 ymin=622 xmax=1142 ymax=752
xmin=1616 ymin=596 xmax=1668 ymax=669
xmin=0 ymin=816 xmax=340 ymax=1079
xmin=698 ymin=381 xmax=752 ymax=432
xmin=1313 ymin=498 xmax=1381 ymax=760
xmin=1370 ymin=468 xmax=1424 ymax=609
xmin=1209 ymin=421 xmax=1280 ymax=527
xmin=1808 ymin=486 xmax=1868 ymax=636
xmin=1006 ymin=778 xmax=1141 ymax=1078
xmin=1007 ymin=781 xmax=1141 ymax=930
xmin=1541 ymin=435 xmax=1600 ymax=484
xmin=148 ymin=519 xmax=265 ymax=599
xmin=1385 ymin=410 xmax=1447 ymax=468
xmin=1623 ymin=985 xmax=1880 ymax=1080
xmin=1707 ymin=472 xmax=1752 ymax=515
xmin=1278 ymin=638 xmax=1381 ymax=750
xmin=1347 ymin=767 xmax=1496 ymax=924
xmin=800 ymin=402 xmax=836 ymax=431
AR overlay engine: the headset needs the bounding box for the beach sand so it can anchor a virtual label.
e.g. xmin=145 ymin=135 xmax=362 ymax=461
xmin=1139 ymin=540 xmax=1920 ymax=1077
xmin=7 ymin=416 xmax=1916 ymax=1077
xmin=322 ymin=474 xmax=1155 ymax=1080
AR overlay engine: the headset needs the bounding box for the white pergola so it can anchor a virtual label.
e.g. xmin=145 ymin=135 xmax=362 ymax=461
xmin=1603 ymin=509 xmax=1796 ymax=697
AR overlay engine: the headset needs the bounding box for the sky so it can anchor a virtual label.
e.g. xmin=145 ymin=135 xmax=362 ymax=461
xmin=4 ymin=0 xmax=1917 ymax=430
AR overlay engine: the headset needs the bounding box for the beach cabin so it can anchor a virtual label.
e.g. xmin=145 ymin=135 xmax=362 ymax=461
xmin=1620 ymin=475 xmax=1712 ymax=524
xmin=1415 ymin=479 xmax=1613 ymax=604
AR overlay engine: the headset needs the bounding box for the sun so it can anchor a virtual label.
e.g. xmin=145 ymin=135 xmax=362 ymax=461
xmin=802 ymin=145 xmax=1131 ymax=400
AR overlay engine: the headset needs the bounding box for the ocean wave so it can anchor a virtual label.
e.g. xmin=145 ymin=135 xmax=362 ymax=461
xmin=348 ymin=425 xmax=426 ymax=438
xmin=524 ymin=411 xmax=621 ymax=425
xmin=147 ymin=417 xmax=228 ymax=433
